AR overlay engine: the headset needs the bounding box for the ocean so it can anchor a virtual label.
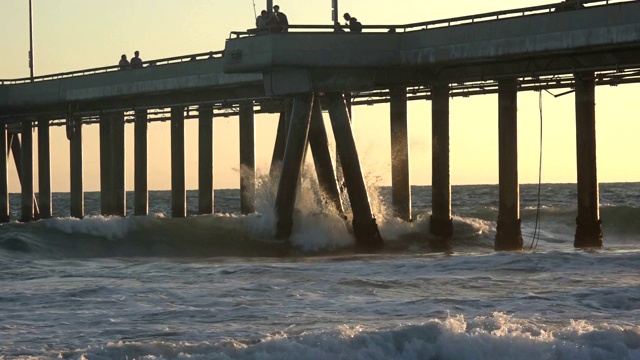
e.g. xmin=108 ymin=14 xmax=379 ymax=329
xmin=0 ymin=181 xmax=639 ymax=359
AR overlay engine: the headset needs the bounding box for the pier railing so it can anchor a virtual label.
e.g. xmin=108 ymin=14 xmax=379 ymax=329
xmin=0 ymin=51 xmax=224 ymax=86
xmin=229 ymin=0 xmax=634 ymax=38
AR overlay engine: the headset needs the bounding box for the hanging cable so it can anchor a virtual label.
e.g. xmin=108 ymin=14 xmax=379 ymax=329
xmin=528 ymin=90 xmax=544 ymax=251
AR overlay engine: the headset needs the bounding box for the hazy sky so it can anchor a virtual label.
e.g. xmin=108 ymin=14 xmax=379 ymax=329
xmin=2 ymin=0 xmax=639 ymax=192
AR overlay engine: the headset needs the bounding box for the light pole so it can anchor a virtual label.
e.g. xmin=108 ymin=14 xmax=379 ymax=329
xmin=332 ymin=0 xmax=339 ymax=23
xmin=28 ymin=0 xmax=34 ymax=81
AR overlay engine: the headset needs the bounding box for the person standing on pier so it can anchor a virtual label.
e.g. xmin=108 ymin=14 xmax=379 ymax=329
xmin=343 ymin=13 xmax=363 ymax=33
xmin=130 ymin=51 xmax=143 ymax=69
xmin=273 ymin=5 xmax=289 ymax=32
xmin=118 ymin=54 xmax=130 ymax=70
xmin=256 ymin=10 xmax=269 ymax=32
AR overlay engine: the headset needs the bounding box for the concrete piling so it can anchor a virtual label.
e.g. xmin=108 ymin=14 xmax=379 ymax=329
xmin=430 ymin=84 xmax=453 ymax=238
xmin=37 ymin=119 xmax=52 ymax=218
xmin=274 ymin=94 xmax=314 ymax=238
xmin=171 ymin=106 xmax=186 ymax=218
xmin=0 ymin=124 xmax=8 ymax=223
xmin=326 ymin=92 xmax=384 ymax=250
xmin=198 ymin=104 xmax=214 ymax=215
xmin=70 ymin=115 xmax=84 ymax=218
xmin=100 ymin=113 xmax=113 ymax=215
xmin=134 ymin=109 xmax=148 ymax=216
xmin=112 ymin=112 xmax=126 ymax=217
xmin=390 ymin=87 xmax=411 ymax=221
xmin=239 ymin=102 xmax=256 ymax=215
xmin=574 ymin=72 xmax=603 ymax=248
xmin=309 ymin=98 xmax=344 ymax=216
xmin=20 ymin=121 xmax=34 ymax=222
xmin=495 ymin=79 xmax=523 ymax=251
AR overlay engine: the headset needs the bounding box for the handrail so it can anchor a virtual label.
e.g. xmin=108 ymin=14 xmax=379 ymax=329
xmin=229 ymin=0 xmax=633 ymax=38
xmin=0 ymin=50 xmax=224 ymax=85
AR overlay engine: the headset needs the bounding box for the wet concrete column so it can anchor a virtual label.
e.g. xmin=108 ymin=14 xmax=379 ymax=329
xmin=0 ymin=124 xmax=9 ymax=223
xmin=239 ymin=102 xmax=255 ymax=215
xmin=309 ymin=97 xmax=344 ymax=216
xmin=134 ymin=109 xmax=148 ymax=216
xmin=171 ymin=106 xmax=186 ymax=218
xmin=574 ymin=72 xmax=602 ymax=248
xmin=390 ymin=87 xmax=411 ymax=221
xmin=274 ymin=94 xmax=314 ymax=238
xmin=10 ymin=132 xmax=39 ymax=219
xmin=70 ymin=115 xmax=84 ymax=219
xmin=270 ymin=99 xmax=293 ymax=178
xmin=430 ymin=84 xmax=453 ymax=238
xmin=100 ymin=113 xmax=113 ymax=215
xmin=496 ymin=79 xmax=523 ymax=251
xmin=112 ymin=111 xmax=126 ymax=217
xmin=37 ymin=119 xmax=52 ymax=218
xmin=327 ymin=92 xmax=384 ymax=250
xmin=20 ymin=121 xmax=34 ymax=222
xmin=198 ymin=104 xmax=214 ymax=215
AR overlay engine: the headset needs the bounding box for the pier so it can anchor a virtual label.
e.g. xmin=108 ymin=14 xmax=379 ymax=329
xmin=2 ymin=0 xmax=640 ymax=250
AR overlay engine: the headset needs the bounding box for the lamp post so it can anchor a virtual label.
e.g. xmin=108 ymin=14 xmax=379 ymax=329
xmin=332 ymin=0 xmax=339 ymax=23
xmin=28 ymin=0 xmax=34 ymax=81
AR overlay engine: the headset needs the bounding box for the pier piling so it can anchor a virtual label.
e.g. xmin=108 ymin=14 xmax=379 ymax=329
xmin=327 ymin=93 xmax=384 ymax=250
xmin=495 ymin=79 xmax=523 ymax=251
xmin=38 ymin=119 xmax=52 ymax=218
xmin=239 ymin=102 xmax=256 ymax=215
xmin=309 ymin=98 xmax=344 ymax=216
xmin=171 ymin=106 xmax=186 ymax=218
xmin=430 ymin=84 xmax=453 ymax=239
xmin=574 ymin=72 xmax=603 ymax=248
xmin=390 ymin=87 xmax=411 ymax=221
xmin=20 ymin=121 xmax=34 ymax=222
xmin=134 ymin=109 xmax=148 ymax=216
xmin=70 ymin=115 xmax=84 ymax=219
xmin=198 ymin=104 xmax=214 ymax=215
xmin=0 ymin=124 xmax=8 ymax=223
xmin=274 ymin=94 xmax=314 ymax=239
xmin=112 ymin=112 xmax=126 ymax=217
xmin=100 ymin=113 xmax=113 ymax=215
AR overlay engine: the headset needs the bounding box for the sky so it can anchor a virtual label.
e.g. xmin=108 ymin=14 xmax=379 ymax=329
xmin=1 ymin=0 xmax=640 ymax=192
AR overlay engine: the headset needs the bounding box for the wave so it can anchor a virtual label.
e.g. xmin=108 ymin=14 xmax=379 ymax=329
xmin=2 ymin=203 xmax=639 ymax=259
xmin=53 ymin=312 xmax=640 ymax=360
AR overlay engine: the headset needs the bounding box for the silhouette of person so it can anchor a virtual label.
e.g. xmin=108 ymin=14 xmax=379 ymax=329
xmin=130 ymin=50 xmax=143 ymax=69
xmin=273 ymin=5 xmax=289 ymax=33
xmin=118 ymin=54 xmax=130 ymax=70
xmin=343 ymin=13 xmax=363 ymax=33
xmin=555 ymin=0 xmax=585 ymax=12
xmin=265 ymin=11 xmax=282 ymax=33
xmin=256 ymin=10 xmax=269 ymax=30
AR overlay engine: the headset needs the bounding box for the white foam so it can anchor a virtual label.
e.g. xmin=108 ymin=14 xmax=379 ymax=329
xmin=73 ymin=313 xmax=640 ymax=359
xmin=42 ymin=213 xmax=164 ymax=241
